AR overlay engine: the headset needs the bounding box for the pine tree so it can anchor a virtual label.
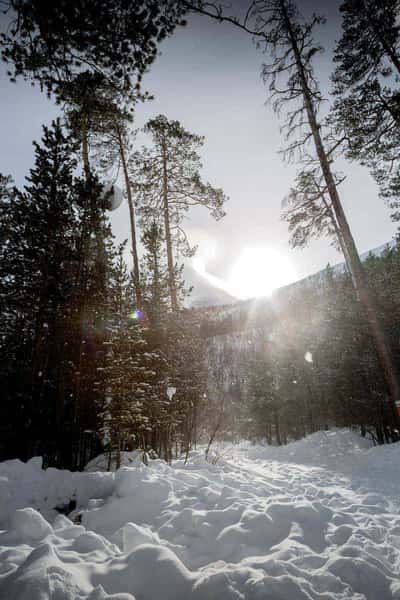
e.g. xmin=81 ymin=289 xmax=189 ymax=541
xmin=140 ymin=220 xmax=208 ymax=460
xmin=59 ymin=73 xmax=144 ymax=304
xmin=0 ymin=174 xmax=30 ymax=460
xmin=247 ymin=340 xmax=280 ymax=444
xmin=187 ymin=1 xmax=400 ymax=429
xmin=101 ymin=242 xmax=168 ymax=468
xmin=165 ymin=309 xmax=208 ymax=458
xmin=282 ymin=168 xmax=345 ymax=254
xmin=0 ymin=119 xmax=127 ymax=467
xmin=0 ymin=174 xmax=20 ymax=335
xmin=87 ymin=78 xmax=144 ymax=305
xmin=131 ymin=114 xmax=227 ymax=310
xmin=141 ymin=222 xmax=171 ymax=331
xmin=331 ymin=0 xmax=400 ymax=222
xmin=66 ymin=175 xmax=117 ymax=469
xmin=58 ymin=72 xmax=114 ymax=181
xmin=333 ymin=0 xmax=400 ymax=90
xmin=1 ymin=117 xmax=214 ymax=465
xmin=0 ymin=121 xmax=82 ymax=462
xmin=239 ymin=0 xmax=400 ymax=431
xmin=1 ymin=1 xmax=186 ymax=94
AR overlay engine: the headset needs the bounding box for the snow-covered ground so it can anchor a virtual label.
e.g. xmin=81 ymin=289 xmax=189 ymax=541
xmin=1 ymin=429 xmax=400 ymax=599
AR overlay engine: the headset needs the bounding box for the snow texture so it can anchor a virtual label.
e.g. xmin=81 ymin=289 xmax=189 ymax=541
xmin=1 ymin=429 xmax=400 ymax=599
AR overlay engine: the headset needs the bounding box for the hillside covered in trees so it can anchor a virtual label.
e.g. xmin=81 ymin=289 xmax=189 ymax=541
xmin=204 ymin=242 xmax=400 ymax=447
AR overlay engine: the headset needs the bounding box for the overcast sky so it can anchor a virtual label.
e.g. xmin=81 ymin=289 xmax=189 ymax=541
xmin=0 ymin=1 xmax=396 ymax=303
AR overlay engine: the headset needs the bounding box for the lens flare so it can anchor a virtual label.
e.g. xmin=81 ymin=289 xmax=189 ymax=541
xmin=130 ymin=309 xmax=142 ymax=321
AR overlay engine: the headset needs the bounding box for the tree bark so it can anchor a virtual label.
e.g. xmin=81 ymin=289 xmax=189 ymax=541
xmin=321 ymin=197 xmax=352 ymax=277
xmin=274 ymin=408 xmax=281 ymax=445
xmin=81 ymin=119 xmax=91 ymax=183
xmin=161 ymin=135 xmax=178 ymax=310
xmin=280 ymin=0 xmax=400 ymax=429
xmin=117 ymin=128 xmax=142 ymax=306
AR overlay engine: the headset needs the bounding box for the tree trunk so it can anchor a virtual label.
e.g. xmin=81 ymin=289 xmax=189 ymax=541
xmin=161 ymin=136 xmax=178 ymax=311
xmin=281 ymin=0 xmax=400 ymax=430
xmin=322 ymin=197 xmax=352 ymax=276
xmin=274 ymin=408 xmax=281 ymax=445
xmin=81 ymin=119 xmax=91 ymax=183
xmin=117 ymin=128 xmax=142 ymax=306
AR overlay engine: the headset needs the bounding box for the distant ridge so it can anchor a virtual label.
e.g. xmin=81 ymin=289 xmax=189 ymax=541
xmin=282 ymin=239 xmax=396 ymax=292
xmin=191 ymin=239 xmax=396 ymax=313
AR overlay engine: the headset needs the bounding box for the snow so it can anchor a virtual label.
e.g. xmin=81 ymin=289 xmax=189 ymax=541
xmin=11 ymin=508 xmax=53 ymax=542
xmin=1 ymin=429 xmax=400 ymax=599
xmin=85 ymin=451 xmax=146 ymax=473
xmin=0 ymin=456 xmax=114 ymax=524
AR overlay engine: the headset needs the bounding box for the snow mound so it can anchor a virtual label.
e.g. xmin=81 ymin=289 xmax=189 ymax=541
xmin=1 ymin=429 xmax=400 ymax=599
xmin=85 ymin=451 xmax=146 ymax=472
xmin=12 ymin=508 xmax=53 ymax=542
xmin=240 ymin=428 xmax=374 ymax=467
xmin=0 ymin=456 xmax=114 ymax=526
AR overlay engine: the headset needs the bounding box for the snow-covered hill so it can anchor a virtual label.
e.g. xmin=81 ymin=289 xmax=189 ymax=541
xmin=192 ymin=240 xmax=395 ymax=312
xmin=285 ymin=239 xmax=396 ymax=290
xmin=192 ymin=240 xmax=397 ymax=342
xmin=1 ymin=429 xmax=400 ymax=599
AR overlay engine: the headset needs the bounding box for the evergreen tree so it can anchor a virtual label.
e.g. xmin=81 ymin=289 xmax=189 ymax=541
xmin=0 ymin=174 xmax=30 ymax=460
xmin=189 ymin=0 xmax=400 ymax=429
xmin=257 ymin=0 xmax=400 ymax=429
xmin=141 ymin=221 xmax=170 ymax=331
xmin=0 ymin=120 xmax=124 ymax=467
xmin=333 ymin=0 xmax=400 ymax=90
xmin=331 ymin=0 xmax=400 ymax=222
xmin=165 ymin=309 xmax=208 ymax=458
xmin=1 ymin=1 xmax=186 ymax=94
xmin=0 ymin=118 xmax=213 ymax=465
xmin=140 ymin=220 xmax=208 ymax=460
xmin=131 ymin=114 xmax=227 ymax=310
xmin=66 ymin=174 xmax=117 ymax=469
xmin=58 ymin=72 xmax=115 ymax=181
xmin=204 ymin=242 xmax=400 ymax=447
xmin=59 ymin=73 xmax=144 ymax=304
xmin=282 ymin=168 xmax=345 ymax=253
xmin=87 ymin=78 xmax=144 ymax=304
xmin=0 ymin=121 xmax=82 ymax=462
xmin=102 ymin=242 xmax=168 ymax=468
xmin=247 ymin=340 xmax=280 ymax=444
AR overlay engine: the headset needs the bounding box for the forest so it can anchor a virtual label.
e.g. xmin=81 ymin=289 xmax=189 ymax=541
xmin=206 ymin=244 xmax=400 ymax=447
xmin=3 ymin=2 xmax=400 ymax=600
xmin=1 ymin=0 xmax=400 ymax=471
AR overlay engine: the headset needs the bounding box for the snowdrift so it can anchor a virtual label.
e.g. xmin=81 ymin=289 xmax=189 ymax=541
xmin=1 ymin=429 xmax=400 ymax=600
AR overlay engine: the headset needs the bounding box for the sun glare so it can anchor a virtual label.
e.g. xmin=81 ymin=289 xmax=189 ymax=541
xmin=193 ymin=247 xmax=298 ymax=300
xmin=227 ymin=247 xmax=297 ymax=299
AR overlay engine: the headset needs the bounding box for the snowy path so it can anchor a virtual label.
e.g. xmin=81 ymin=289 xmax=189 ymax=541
xmin=1 ymin=430 xmax=400 ymax=599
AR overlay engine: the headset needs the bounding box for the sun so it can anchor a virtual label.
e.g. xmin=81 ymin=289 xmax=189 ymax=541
xmin=227 ymin=247 xmax=297 ymax=299
xmin=192 ymin=246 xmax=298 ymax=300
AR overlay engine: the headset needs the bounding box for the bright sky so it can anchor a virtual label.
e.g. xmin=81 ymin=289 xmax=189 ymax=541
xmin=0 ymin=1 xmax=397 ymax=303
